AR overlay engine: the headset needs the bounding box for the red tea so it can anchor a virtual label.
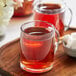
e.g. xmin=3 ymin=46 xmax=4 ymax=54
xmin=14 ymin=0 xmax=33 ymax=16
xmin=34 ymin=3 xmax=65 ymax=36
xmin=20 ymin=27 xmax=55 ymax=71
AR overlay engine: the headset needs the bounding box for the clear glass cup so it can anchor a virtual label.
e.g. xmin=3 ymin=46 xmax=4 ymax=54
xmin=20 ymin=20 xmax=59 ymax=73
xmin=14 ymin=0 xmax=33 ymax=17
xmin=33 ymin=0 xmax=72 ymax=36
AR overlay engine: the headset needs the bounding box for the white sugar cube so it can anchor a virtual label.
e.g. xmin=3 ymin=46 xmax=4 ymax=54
xmin=63 ymin=34 xmax=70 ymax=43
xmin=66 ymin=36 xmax=72 ymax=48
xmin=70 ymin=39 xmax=76 ymax=49
xmin=71 ymin=32 xmax=76 ymax=38
xmin=64 ymin=32 xmax=76 ymax=49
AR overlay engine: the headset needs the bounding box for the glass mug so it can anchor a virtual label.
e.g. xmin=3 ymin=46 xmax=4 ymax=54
xmin=14 ymin=0 xmax=33 ymax=17
xmin=20 ymin=20 xmax=59 ymax=73
xmin=34 ymin=0 xmax=72 ymax=36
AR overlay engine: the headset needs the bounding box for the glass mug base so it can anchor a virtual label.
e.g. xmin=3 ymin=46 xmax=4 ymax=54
xmin=20 ymin=62 xmax=53 ymax=73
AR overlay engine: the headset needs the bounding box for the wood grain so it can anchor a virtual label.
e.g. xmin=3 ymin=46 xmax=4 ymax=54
xmin=0 ymin=29 xmax=76 ymax=76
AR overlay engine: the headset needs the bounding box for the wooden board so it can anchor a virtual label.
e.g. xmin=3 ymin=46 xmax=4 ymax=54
xmin=0 ymin=29 xmax=76 ymax=76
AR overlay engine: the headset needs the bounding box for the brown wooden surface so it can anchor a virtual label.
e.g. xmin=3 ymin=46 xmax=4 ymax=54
xmin=0 ymin=29 xmax=76 ymax=76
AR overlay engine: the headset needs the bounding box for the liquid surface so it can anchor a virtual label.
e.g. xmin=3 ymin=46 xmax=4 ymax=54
xmin=24 ymin=27 xmax=50 ymax=36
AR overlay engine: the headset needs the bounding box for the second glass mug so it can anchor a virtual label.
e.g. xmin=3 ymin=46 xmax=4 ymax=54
xmin=20 ymin=20 xmax=59 ymax=73
xmin=34 ymin=0 xmax=72 ymax=36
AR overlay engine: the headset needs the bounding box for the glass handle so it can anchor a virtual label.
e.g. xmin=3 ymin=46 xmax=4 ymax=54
xmin=54 ymin=29 xmax=60 ymax=54
xmin=64 ymin=7 xmax=73 ymax=31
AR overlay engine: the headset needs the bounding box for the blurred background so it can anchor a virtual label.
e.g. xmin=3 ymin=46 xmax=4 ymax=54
xmin=0 ymin=0 xmax=76 ymax=47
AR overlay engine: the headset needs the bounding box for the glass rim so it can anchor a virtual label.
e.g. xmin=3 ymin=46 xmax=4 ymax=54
xmin=20 ymin=20 xmax=55 ymax=39
xmin=34 ymin=2 xmax=66 ymax=14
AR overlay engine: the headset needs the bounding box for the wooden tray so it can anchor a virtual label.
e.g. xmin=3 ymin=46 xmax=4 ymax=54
xmin=0 ymin=29 xmax=76 ymax=76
